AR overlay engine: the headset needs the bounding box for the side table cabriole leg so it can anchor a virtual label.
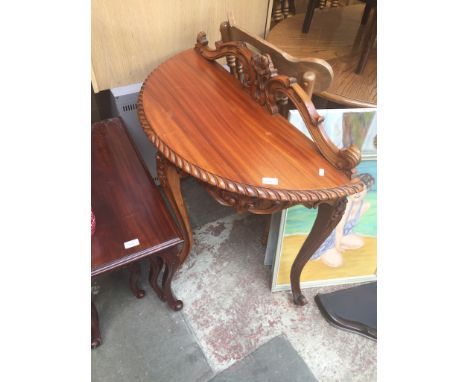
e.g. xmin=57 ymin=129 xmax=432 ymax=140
xmin=161 ymin=255 xmax=183 ymax=311
xmin=129 ymin=262 xmax=145 ymax=298
xmin=149 ymin=256 xmax=165 ymax=301
xmin=91 ymin=301 xmax=102 ymax=349
xmin=291 ymin=197 xmax=348 ymax=306
xmin=157 ymin=153 xmax=193 ymax=264
xmin=149 ymin=247 xmax=184 ymax=311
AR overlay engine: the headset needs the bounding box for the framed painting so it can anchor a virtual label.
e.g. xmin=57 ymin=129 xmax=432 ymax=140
xmin=270 ymin=108 xmax=377 ymax=291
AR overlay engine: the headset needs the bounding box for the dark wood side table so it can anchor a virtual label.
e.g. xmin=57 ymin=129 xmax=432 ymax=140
xmin=137 ymin=30 xmax=372 ymax=307
xmin=91 ymin=118 xmax=184 ymax=349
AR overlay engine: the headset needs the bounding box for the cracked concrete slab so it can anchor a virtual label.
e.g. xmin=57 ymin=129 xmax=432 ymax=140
xmin=173 ymin=213 xmax=377 ymax=381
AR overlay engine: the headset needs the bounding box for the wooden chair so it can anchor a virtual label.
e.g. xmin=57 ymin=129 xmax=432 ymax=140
xmin=271 ymin=0 xmax=294 ymax=26
xmin=221 ymin=13 xmax=333 ymax=100
xmin=302 ymin=0 xmax=376 ymax=74
xmin=302 ymin=0 xmax=374 ymax=33
xmin=302 ymin=0 xmax=340 ymax=33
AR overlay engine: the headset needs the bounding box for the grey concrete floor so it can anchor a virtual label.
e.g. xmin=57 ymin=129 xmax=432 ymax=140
xmin=91 ymin=267 xmax=213 ymax=382
xmin=208 ymin=336 xmax=317 ymax=382
xmin=91 ymin=266 xmax=316 ymax=382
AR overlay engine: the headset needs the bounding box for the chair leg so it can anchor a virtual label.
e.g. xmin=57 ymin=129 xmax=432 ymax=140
xmin=361 ymin=0 xmax=373 ymax=25
xmin=302 ymin=0 xmax=319 ymax=33
xmin=356 ymin=8 xmax=377 ymax=74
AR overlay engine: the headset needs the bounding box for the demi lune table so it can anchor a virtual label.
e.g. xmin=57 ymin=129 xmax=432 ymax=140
xmin=137 ymin=31 xmax=372 ymax=306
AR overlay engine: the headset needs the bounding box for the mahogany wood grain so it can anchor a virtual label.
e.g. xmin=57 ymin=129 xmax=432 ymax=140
xmin=141 ymin=49 xmax=352 ymax=193
xmin=91 ymin=119 xmax=183 ymax=276
xmin=267 ymin=4 xmax=376 ymax=107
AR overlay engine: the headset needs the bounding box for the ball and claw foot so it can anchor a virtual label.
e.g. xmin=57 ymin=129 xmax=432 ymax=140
xmin=293 ymin=294 xmax=308 ymax=306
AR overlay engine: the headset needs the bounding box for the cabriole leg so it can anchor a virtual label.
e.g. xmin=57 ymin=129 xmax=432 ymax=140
xmin=129 ymin=261 xmax=145 ymax=298
xmin=290 ymin=198 xmax=347 ymax=305
xmin=157 ymin=153 xmax=193 ymax=265
xmin=149 ymin=256 xmax=165 ymax=301
xmin=91 ymin=301 xmax=102 ymax=349
xmin=162 ymin=257 xmax=184 ymax=311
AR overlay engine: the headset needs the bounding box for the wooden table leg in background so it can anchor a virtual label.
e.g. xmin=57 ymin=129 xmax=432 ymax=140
xmin=128 ymin=262 xmax=145 ymax=298
xmin=149 ymin=256 xmax=165 ymax=301
xmin=291 ymin=197 xmax=348 ymax=305
xmin=161 ymin=248 xmax=183 ymax=311
xmin=91 ymin=301 xmax=102 ymax=349
xmin=156 ymin=153 xmax=193 ymax=265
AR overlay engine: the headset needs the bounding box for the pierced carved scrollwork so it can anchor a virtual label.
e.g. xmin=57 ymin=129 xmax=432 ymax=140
xmin=194 ymin=32 xmax=361 ymax=174
xmin=205 ymin=185 xmax=297 ymax=214
xmin=156 ymin=151 xmax=168 ymax=188
xmin=196 ymin=32 xmax=255 ymax=92
xmin=251 ymin=54 xmax=278 ymax=105
xmin=204 ymin=184 xmax=324 ymax=214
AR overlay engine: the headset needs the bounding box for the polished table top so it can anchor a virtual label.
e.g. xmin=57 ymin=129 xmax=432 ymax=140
xmin=139 ymin=49 xmax=363 ymax=201
xmin=91 ymin=119 xmax=183 ymax=276
xmin=267 ymin=4 xmax=376 ymax=108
